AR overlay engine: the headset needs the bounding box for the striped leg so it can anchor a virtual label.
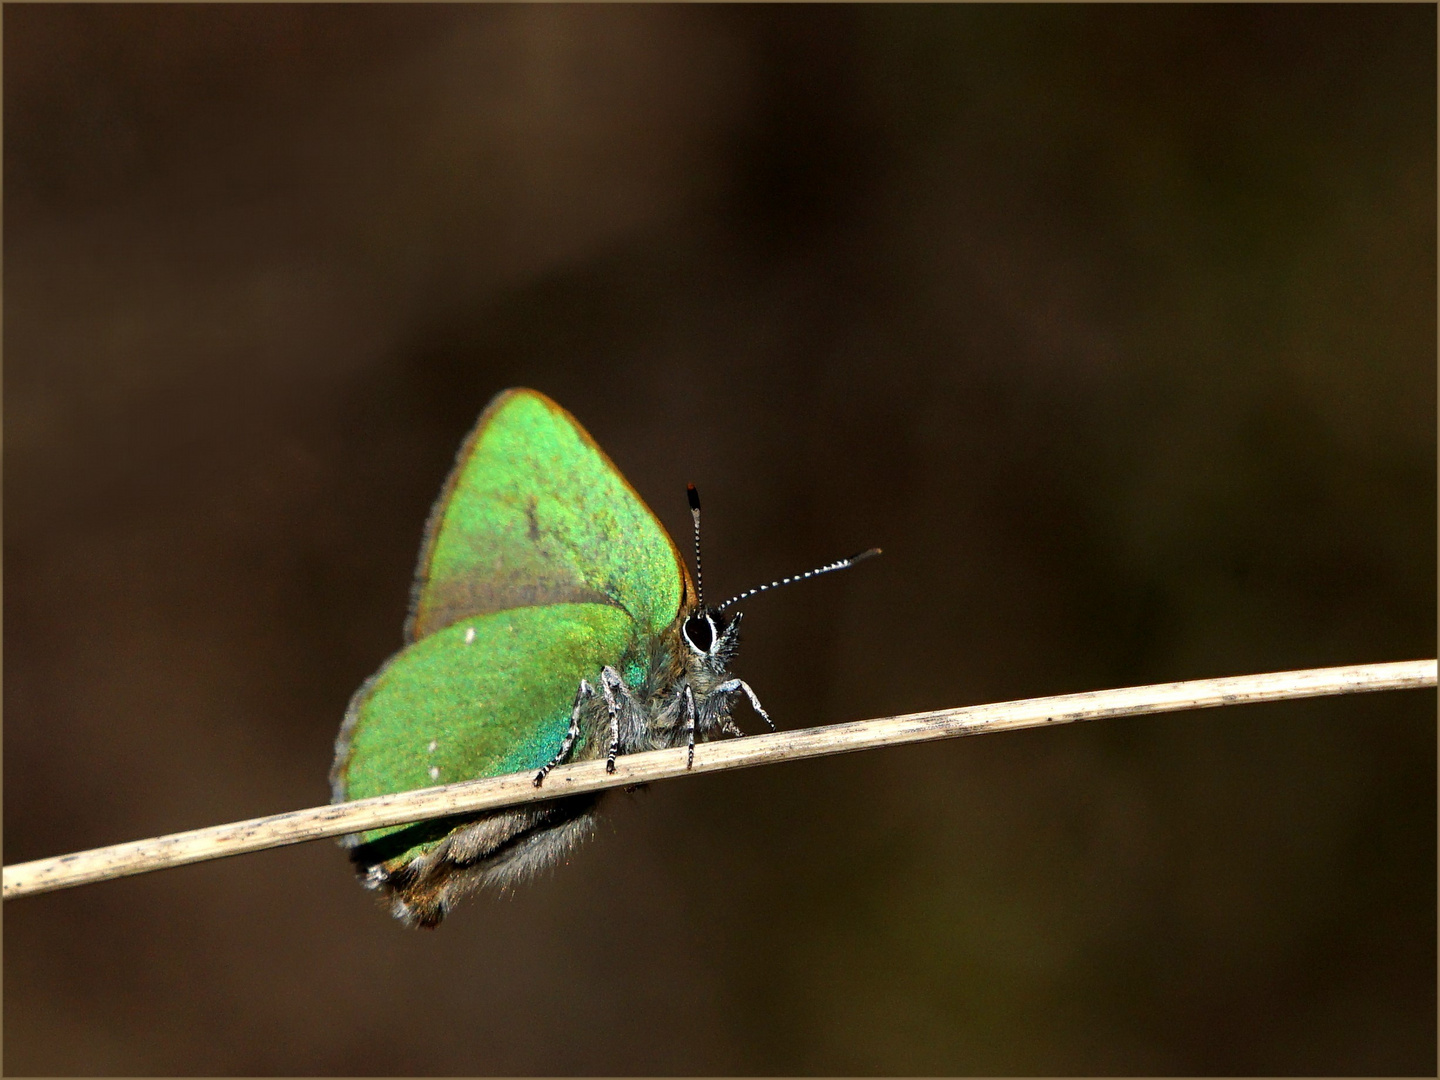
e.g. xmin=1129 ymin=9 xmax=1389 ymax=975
xmin=683 ymin=685 xmax=698 ymax=769
xmin=599 ymin=666 xmax=630 ymax=773
xmin=534 ymin=679 xmax=593 ymax=787
xmin=713 ymin=679 xmax=775 ymax=732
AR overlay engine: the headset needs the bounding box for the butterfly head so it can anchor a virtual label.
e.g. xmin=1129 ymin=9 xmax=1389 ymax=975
xmin=681 ymin=607 xmax=742 ymax=664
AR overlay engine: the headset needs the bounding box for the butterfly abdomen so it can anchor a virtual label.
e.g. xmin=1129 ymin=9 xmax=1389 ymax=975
xmin=369 ymin=796 xmax=603 ymax=926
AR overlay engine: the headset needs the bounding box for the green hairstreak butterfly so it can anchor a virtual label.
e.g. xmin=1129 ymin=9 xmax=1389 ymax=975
xmin=331 ymin=388 xmax=878 ymax=926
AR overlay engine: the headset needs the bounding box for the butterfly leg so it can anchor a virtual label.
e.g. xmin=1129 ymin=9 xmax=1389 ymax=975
xmin=598 ymin=666 xmax=631 ymax=774
xmin=683 ymin=685 xmax=698 ymax=769
xmin=713 ymin=679 xmax=776 ymax=733
xmin=534 ymin=679 xmax=594 ymax=787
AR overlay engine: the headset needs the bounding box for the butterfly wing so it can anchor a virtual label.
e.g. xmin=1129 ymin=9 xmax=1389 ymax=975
xmin=406 ymin=388 xmax=694 ymax=643
xmin=334 ymin=389 xmax=692 ymax=873
xmin=331 ymin=602 xmax=635 ymax=855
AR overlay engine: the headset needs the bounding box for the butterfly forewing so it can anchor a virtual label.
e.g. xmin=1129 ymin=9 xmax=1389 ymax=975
xmin=406 ymin=389 xmax=693 ymax=643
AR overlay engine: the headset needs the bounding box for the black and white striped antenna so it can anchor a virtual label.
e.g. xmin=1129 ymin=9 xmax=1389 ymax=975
xmin=686 ymin=483 xmax=704 ymax=609
xmin=714 ymin=547 xmax=881 ymax=612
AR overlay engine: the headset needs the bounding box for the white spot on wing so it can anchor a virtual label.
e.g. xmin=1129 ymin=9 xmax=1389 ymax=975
xmin=465 ymin=627 xmax=476 ymax=644
xmin=429 ymin=766 xmax=440 ymax=781
xmin=427 ymin=740 xmax=437 ymax=753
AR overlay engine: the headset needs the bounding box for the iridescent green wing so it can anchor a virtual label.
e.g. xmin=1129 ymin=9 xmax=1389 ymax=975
xmin=406 ymin=388 xmax=694 ymax=643
xmin=332 ymin=602 xmax=634 ymax=849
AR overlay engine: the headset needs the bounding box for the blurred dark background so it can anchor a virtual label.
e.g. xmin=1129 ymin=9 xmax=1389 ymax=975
xmin=5 ymin=5 xmax=1435 ymax=1074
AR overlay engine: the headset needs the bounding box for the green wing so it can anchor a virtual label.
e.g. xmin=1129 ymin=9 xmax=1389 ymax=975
xmin=333 ymin=603 xmax=636 ymax=849
xmin=406 ymin=388 xmax=693 ymax=643
xmin=334 ymin=389 xmax=690 ymax=865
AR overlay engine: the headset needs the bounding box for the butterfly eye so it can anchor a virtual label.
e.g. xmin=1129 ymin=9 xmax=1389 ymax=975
xmin=682 ymin=613 xmax=715 ymax=655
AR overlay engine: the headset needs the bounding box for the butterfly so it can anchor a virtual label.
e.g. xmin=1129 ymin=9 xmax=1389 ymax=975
xmin=330 ymin=388 xmax=877 ymax=926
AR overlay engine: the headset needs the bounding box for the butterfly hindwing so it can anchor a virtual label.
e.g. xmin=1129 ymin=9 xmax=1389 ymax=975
xmin=407 ymin=388 xmax=693 ymax=643
xmin=331 ymin=602 xmax=639 ymax=858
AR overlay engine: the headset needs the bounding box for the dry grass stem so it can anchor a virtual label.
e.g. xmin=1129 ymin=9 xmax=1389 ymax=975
xmin=5 ymin=659 xmax=1434 ymax=900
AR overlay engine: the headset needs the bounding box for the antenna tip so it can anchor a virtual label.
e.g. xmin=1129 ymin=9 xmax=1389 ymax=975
xmin=686 ymin=484 xmax=701 ymax=511
xmin=852 ymin=547 xmax=882 ymax=563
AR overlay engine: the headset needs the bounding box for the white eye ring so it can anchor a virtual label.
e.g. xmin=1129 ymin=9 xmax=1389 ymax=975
xmin=682 ymin=613 xmax=717 ymax=656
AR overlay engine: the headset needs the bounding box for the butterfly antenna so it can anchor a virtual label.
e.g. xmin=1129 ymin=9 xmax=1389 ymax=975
xmin=714 ymin=547 xmax=881 ymax=612
xmin=687 ymin=483 xmax=704 ymax=609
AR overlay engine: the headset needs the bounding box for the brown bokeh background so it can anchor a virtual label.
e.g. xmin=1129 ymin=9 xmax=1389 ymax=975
xmin=5 ymin=5 xmax=1435 ymax=1075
